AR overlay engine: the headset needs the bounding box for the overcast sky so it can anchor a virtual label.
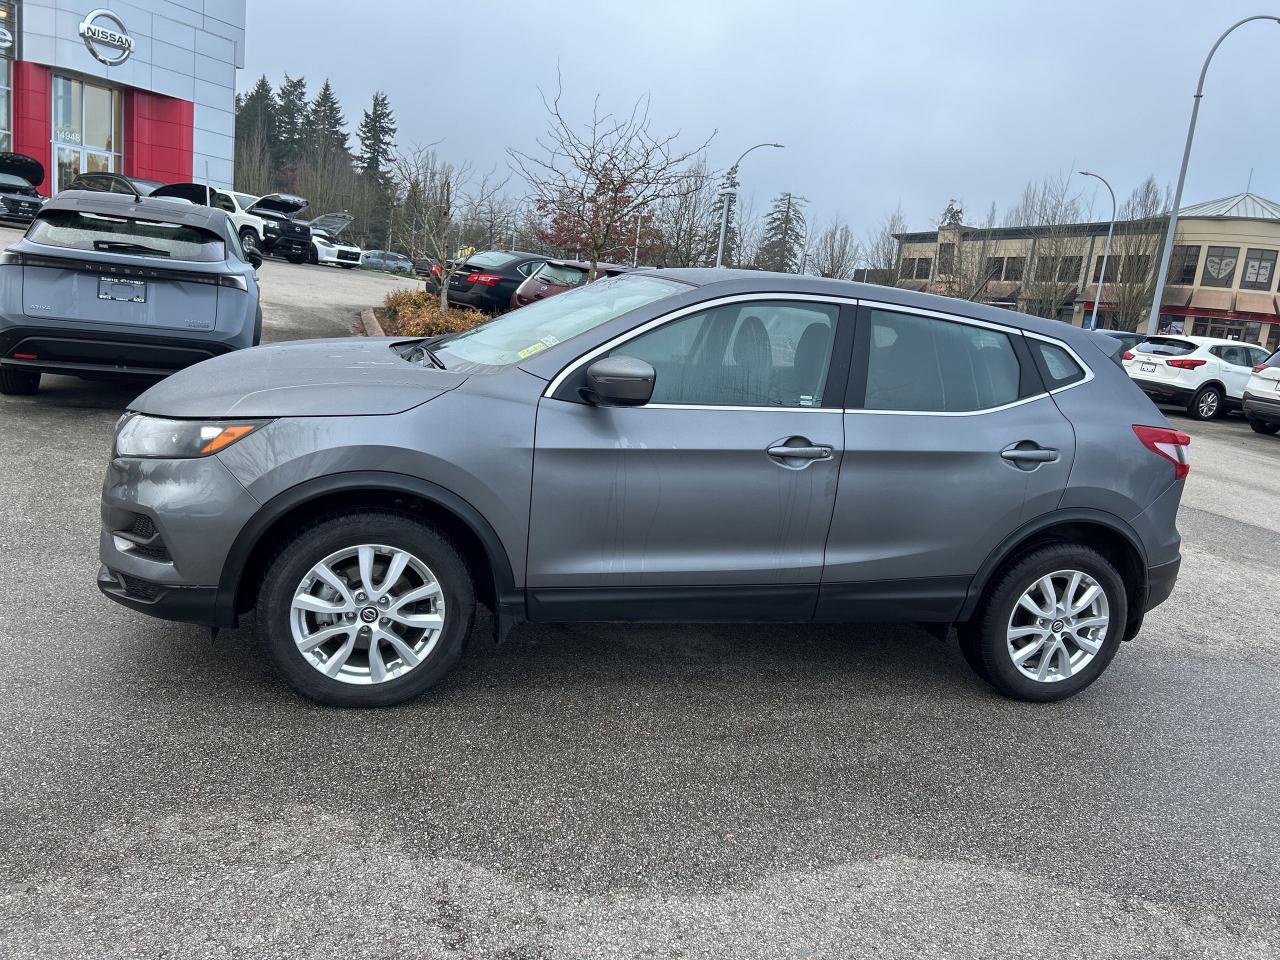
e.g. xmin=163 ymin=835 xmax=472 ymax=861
xmin=242 ymin=0 xmax=1280 ymax=234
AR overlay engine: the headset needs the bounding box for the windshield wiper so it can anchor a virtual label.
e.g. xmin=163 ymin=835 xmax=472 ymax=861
xmin=94 ymin=241 xmax=171 ymax=257
xmin=419 ymin=345 xmax=446 ymax=369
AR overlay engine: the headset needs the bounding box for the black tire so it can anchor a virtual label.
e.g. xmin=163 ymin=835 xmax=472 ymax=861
xmin=966 ymin=543 xmax=1127 ymax=703
xmin=285 ymin=252 xmax=307 ymax=265
xmin=307 ymin=244 xmax=318 ymax=265
xmin=256 ymin=511 xmax=475 ymax=707
xmin=340 ymin=264 xmax=355 ymax=269
xmin=238 ymin=228 xmax=259 ymax=256
xmin=0 ymin=366 xmax=40 ymax=395
xmin=1249 ymin=419 xmax=1280 ymax=436
xmin=1188 ymin=384 xmax=1223 ymax=420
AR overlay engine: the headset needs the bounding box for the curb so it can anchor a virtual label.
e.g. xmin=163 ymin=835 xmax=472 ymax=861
xmin=360 ymin=307 xmax=385 ymax=338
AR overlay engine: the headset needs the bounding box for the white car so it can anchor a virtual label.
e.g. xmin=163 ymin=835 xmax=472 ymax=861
xmin=307 ymin=212 xmax=361 ymax=269
xmin=149 ymin=183 xmax=268 ymax=257
xmin=1122 ymin=335 xmax=1270 ymax=420
xmin=1243 ymin=348 xmax=1280 ymax=436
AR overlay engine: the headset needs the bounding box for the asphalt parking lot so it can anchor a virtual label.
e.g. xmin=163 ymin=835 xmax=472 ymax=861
xmin=0 ymin=261 xmax=1278 ymax=957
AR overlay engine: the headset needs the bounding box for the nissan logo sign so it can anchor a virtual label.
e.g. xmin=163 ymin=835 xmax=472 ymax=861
xmin=79 ymin=9 xmax=134 ymax=66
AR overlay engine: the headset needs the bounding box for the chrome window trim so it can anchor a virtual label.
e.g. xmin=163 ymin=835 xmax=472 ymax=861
xmin=543 ymin=292 xmax=1096 ymax=415
xmin=543 ymin=292 xmax=854 ymax=401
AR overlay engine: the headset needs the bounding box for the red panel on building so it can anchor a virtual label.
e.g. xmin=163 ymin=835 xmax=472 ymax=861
xmin=123 ymin=90 xmax=194 ymax=185
xmin=12 ymin=62 xmax=52 ymax=196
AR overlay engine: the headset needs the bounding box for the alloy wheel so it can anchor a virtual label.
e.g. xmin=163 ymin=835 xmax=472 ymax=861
xmin=1197 ymin=390 xmax=1219 ymax=418
xmin=289 ymin=544 xmax=446 ymax=685
xmin=1005 ymin=569 xmax=1110 ymax=683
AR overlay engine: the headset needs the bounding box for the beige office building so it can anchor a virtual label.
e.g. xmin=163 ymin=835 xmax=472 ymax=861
xmin=894 ymin=192 xmax=1280 ymax=351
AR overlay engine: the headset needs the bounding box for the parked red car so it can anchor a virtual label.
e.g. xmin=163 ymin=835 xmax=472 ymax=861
xmin=509 ymin=259 xmax=630 ymax=310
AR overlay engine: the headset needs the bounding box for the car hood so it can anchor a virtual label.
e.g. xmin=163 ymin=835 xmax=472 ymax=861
xmin=309 ymin=211 xmax=354 ymax=236
xmin=247 ymin=193 xmax=309 ymax=217
xmin=150 ymin=182 xmax=215 ymax=205
xmin=129 ymin=338 xmax=467 ymax=418
xmin=0 ymin=152 xmax=45 ymax=188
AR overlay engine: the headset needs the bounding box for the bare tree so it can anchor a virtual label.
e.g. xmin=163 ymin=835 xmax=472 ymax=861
xmin=809 ymin=219 xmax=860 ymax=279
xmin=393 ymin=144 xmax=506 ymax=312
xmin=734 ymin=193 xmax=765 ymax=269
xmin=863 ymin=205 xmax=908 ymax=285
xmin=1108 ymin=177 xmax=1172 ymax=331
xmin=651 ymin=158 xmax=720 ymax=267
xmin=508 ymin=73 xmax=714 ymax=279
xmin=1005 ymin=173 xmax=1091 ymax=320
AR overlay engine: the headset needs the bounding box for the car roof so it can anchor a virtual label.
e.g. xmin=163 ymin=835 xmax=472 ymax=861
xmin=629 ymin=268 xmax=1110 ymax=346
xmin=42 ymin=190 xmax=231 ymax=230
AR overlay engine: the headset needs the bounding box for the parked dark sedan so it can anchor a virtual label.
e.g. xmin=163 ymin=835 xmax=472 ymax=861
xmin=446 ymin=250 xmax=546 ymax=314
xmin=0 ymin=153 xmax=47 ymax=224
xmin=66 ymin=171 xmax=166 ymax=198
xmin=510 ymin=259 xmax=629 ymax=310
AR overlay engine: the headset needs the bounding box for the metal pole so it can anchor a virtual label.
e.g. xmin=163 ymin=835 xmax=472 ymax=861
xmin=1147 ymin=15 xmax=1280 ymax=336
xmin=633 ymin=213 xmax=641 ymax=267
xmin=1080 ymin=171 xmax=1117 ymax=331
xmin=714 ymin=142 xmax=784 ymax=267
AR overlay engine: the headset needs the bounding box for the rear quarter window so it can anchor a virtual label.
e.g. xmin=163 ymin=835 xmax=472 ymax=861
xmin=1031 ymin=340 xmax=1087 ymax=390
xmin=28 ymin=209 xmax=226 ymax=262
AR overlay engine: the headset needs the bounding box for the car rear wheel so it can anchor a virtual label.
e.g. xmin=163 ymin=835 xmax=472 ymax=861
xmin=1188 ymin=384 xmax=1222 ymax=420
xmin=962 ymin=543 xmax=1126 ymax=702
xmin=0 ymin=366 xmax=40 ymax=395
xmin=1249 ymin=419 xmax=1280 ymax=435
xmin=256 ymin=511 xmax=475 ymax=707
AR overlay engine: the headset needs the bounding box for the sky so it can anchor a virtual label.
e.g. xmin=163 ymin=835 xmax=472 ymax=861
xmin=242 ymin=0 xmax=1280 ymax=234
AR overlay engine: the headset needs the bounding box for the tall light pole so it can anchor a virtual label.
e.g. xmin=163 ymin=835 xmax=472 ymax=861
xmin=1079 ymin=170 xmax=1117 ymax=331
xmin=715 ymin=142 xmax=784 ymax=268
xmin=1147 ymin=15 xmax=1280 ymax=336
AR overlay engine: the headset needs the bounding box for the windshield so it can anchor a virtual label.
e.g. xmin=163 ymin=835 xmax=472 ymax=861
xmin=434 ymin=274 xmax=686 ymax=371
xmin=0 ymin=172 xmax=32 ymax=189
xmin=232 ymin=193 xmax=258 ymax=210
xmin=28 ymin=210 xmax=226 ymax=262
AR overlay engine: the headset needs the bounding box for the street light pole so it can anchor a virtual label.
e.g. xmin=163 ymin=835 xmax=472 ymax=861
xmin=714 ymin=141 xmax=784 ymax=268
xmin=1147 ymin=15 xmax=1280 ymax=336
xmin=1079 ymin=170 xmax=1117 ymax=331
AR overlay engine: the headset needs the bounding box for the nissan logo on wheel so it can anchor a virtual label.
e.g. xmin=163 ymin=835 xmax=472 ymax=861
xmin=78 ymin=9 xmax=134 ymax=66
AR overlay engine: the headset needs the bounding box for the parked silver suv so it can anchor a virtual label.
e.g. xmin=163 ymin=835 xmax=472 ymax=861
xmin=0 ymin=190 xmax=262 ymax=395
xmin=98 ymin=272 xmax=1186 ymax=706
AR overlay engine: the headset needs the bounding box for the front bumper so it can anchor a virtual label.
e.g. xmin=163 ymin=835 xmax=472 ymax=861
xmin=265 ymin=234 xmax=309 ymax=258
xmin=98 ymin=453 xmax=261 ymax=627
xmin=1243 ymin=391 xmax=1280 ymax=425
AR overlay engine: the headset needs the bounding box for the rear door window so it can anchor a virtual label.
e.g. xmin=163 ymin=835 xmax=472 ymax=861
xmin=28 ymin=210 xmax=225 ymax=262
xmin=863 ymin=309 xmax=1021 ymax=412
xmin=1135 ymin=337 xmax=1196 ymax=357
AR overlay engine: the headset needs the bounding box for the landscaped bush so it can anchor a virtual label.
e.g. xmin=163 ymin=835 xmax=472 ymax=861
xmin=380 ymin=289 xmax=490 ymax=338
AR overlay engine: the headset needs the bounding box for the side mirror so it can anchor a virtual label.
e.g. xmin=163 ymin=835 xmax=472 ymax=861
xmin=247 ymin=248 xmax=263 ymax=270
xmin=583 ymin=356 xmax=655 ymax=407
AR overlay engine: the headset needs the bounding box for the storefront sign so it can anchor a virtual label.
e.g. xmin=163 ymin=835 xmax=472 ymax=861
xmin=0 ymin=26 xmax=13 ymax=53
xmin=78 ymin=9 xmax=133 ymax=66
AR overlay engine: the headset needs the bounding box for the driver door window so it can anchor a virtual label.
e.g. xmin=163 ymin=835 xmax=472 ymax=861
xmin=609 ymin=300 xmax=839 ymax=407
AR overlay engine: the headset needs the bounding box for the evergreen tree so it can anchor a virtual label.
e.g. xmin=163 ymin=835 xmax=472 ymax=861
xmin=756 ymin=192 xmax=807 ymax=272
xmin=356 ymin=91 xmax=397 ymax=186
xmin=235 ymin=75 xmax=276 ymax=155
xmin=709 ymin=163 xmax=740 ymax=265
xmin=306 ymin=79 xmax=349 ymax=158
xmin=274 ymin=74 xmax=309 ymax=167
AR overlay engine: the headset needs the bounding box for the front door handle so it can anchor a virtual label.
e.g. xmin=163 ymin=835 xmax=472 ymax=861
xmin=767 ymin=439 xmax=833 ymax=466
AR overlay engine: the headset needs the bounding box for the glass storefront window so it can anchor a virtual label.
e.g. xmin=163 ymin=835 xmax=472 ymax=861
xmin=51 ymin=75 xmax=123 ymax=193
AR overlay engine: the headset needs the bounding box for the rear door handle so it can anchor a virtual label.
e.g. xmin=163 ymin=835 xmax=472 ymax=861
xmin=767 ymin=445 xmax=831 ymax=460
xmin=1001 ymin=443 xmax=1058 ymax=466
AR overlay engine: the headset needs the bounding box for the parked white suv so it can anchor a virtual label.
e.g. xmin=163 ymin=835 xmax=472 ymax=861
xmin=149 ymin=183 xmax=267 ymax=257
xmin=1122 ymin=335 xmax=1269 ymax=420
xmin=1243 ymin=348 xmax=1280 ymax=435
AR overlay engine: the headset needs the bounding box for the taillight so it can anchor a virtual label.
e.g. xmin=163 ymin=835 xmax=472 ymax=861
xmin=13 ymin=352 xmax=37 ymax=360
xmin=1254 ymin=364 xmax=1267 ymax=372
xmin=466 ymin=272 xmax=502 ymax=286
xmin=1133 ymin=425 xmax=1190 ymax=480
xmin=1122 ymin=351 xmax=1134 ymax=360
xmin=1166 ymin=358 xmax=1206 ymax=369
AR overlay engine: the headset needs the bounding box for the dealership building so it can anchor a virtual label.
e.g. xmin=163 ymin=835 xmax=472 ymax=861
xmin=0 ymin=0 xmax=244 ymax=195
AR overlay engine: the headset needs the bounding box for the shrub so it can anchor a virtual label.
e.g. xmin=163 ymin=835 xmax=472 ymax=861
xmin=380 ymin=289 xmax=489 ymax=338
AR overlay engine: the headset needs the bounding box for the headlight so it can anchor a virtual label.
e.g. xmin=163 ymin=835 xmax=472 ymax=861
xmin=315 ymin=237 xmax=333 ymax=247
xmin=114 ymin=414 xmax=269 ymax=458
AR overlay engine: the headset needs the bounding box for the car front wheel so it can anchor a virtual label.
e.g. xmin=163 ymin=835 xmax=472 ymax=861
xmin=238 ymin=228 xmax=259 ymax=256
xmin=1188 ymin=384 xmax=1222 ymax=420
xmin=960 ymin=543 xmax=1126 ymax=702
xmin=0 ymin=366 xmax=40 ymax=395
xmin=256 ymin=511 xmax=475 ymax=707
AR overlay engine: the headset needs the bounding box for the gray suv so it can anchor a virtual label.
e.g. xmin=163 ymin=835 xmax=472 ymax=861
xmin=0 ymin=190 xmax=262 ymax=395
xmin=98 ymin=272 xmax=1186 ymax=706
